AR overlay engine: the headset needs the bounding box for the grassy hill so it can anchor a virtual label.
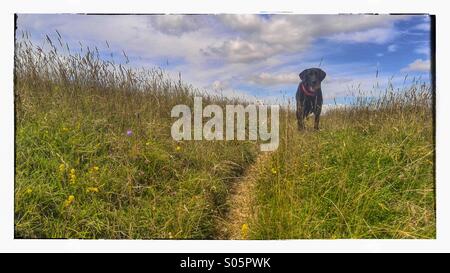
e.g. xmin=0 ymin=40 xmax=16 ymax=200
xmin=14 ymin=36 xmax=257 ymax=239
xmin=14 ymin=36 xmax=435 ymax=239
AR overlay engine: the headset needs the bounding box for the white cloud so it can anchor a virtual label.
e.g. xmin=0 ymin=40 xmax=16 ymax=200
xmin=18 ymin=14 xmax=407 ymax=66
xmin=18 ymin=14 xmax=218 ymax=66
xmin=414 ymin=23 xmax=430 ymax=31
xmin=148 ymin=15 xmax=206 ymax=35
xmin=377 ymin=53 xmax=384 ymax=57
xmin=219 ymin=14 xmax=262 ymax=33
xmin=208 ymin=14 xmax=407 ymax=62
xmin=249 ymin=72 xmax=299 ymax=86
xmin=401 ymin=59 xmax=430 ymax=72
xmin=387 ymin=44 xmax=398 ymax=52
xmin=328 ymin=28 xmax=398 ymax=44
xmin=415 ymin=45 xmax=430 ymax=56
xmin=202 ymin=39 xmax=277 ymax=63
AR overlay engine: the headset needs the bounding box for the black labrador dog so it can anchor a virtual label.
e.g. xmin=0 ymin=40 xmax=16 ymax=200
xmin=296 ymin=68 xmax=326 ymax=130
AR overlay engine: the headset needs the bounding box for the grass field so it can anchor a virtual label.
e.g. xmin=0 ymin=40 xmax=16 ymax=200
xmin=247 ymin=88 xmax=435 ymax=239
xmin=14 ymin=36 xmax=257 ymax=239
xmin=14 ymin=35 xmax=435 ymax=239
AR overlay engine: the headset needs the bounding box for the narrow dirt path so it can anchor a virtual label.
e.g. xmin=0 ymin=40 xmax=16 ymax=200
xmin=215 ymin=152 xmax=272 ymax=239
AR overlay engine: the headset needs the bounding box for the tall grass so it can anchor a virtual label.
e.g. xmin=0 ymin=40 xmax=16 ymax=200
xmin=15 ymin=31 xmax=435 ymax=239
xmin=248 ymin=85 xmax=435 ymax=239
xmin=14 ymin=33 xmax=257 ymax=239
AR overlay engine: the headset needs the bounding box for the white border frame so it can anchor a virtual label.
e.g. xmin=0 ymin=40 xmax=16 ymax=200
xmin=1 ymin=0 xmax=448 ymax=253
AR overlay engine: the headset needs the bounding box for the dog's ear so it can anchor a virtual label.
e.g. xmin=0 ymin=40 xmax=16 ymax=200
xmin=299 ymin=69 xmax=308 ymax=81
xmin=317 ymin=68 xmax=326 ymax=81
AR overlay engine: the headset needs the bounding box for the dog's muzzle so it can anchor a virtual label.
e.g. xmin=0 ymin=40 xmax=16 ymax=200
xmin=301 ymin=83 xmax=316 ymax=97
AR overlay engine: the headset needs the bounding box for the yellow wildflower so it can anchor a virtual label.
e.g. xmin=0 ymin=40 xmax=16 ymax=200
xmin=86 ymin=187 xmax=99 ymax=193
xmin=241 ymin=223 xmax=249 ymax=239
xmin=145 ymin=142 xmax=151 ymax=146
xmin=88 ymin=166 xmax=100 ymax=175
xmin=62 ymin=127 xmax=69 ymax=132
xmin=59 ymin=163 xmax=65 ymax=173
xmin=176 ymin=146 xmax=181 ymax=151
xmin=69 ymin=168 xmax=76 ymax=184
xmin=25 ymin=188 xmax=33 ymax=194
xmin=63 ymin=195 xmax=75 ymax=208
xmin=271 ymin=168 xmax=277 ymax=174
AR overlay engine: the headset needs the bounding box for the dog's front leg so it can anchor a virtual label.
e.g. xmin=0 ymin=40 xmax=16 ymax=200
xmin=313 ymin=95 xmax=322 ymax=130
xmin=314 ymin=113 xmax=320 ymax=130
xmin=297 ymin=102 xmax=305 ymax=130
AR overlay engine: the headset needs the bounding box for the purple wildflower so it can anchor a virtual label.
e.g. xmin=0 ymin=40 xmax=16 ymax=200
xmin=126 ymin=130 xmax=133 ymax=137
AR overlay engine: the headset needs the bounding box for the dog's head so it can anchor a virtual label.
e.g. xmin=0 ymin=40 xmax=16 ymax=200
xmin=299 ymin=68 xmax=326 ymax=93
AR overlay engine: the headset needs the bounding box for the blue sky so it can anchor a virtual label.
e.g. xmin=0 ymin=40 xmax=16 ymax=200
xmin=17 ymin=14 xmax=432 ymax=105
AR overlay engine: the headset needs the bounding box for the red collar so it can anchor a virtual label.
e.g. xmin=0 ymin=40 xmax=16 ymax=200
xmin=301 ymin=83 xmax=316 ymax=97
